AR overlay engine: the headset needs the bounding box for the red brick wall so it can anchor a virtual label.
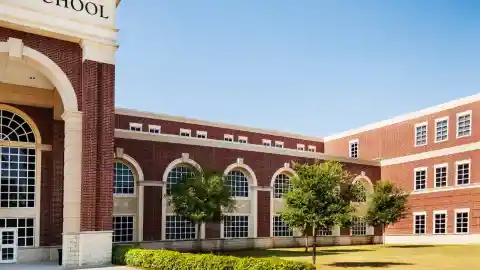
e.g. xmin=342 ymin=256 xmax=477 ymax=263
xmin=143 ymin=186 xmax=163 ymax=241
xmin=325 ymin=102 xmax=480 ymax=160
xmin=115 ymin=114 xmax=325 ymax=152
xmin=115 ymin=137 xmax=380 ymax=239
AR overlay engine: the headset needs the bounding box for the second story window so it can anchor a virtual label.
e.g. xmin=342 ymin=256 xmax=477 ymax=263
xmin=435 ymin=117 xmax=448 ymax=143
xmin=262 ymin=139 xmax=271 ymax=147
xmin=148 ymin=125 xmax=161 ymax=134
xmin=274 ymin=141 xmax=284 ymax=148
xmin=297 ymin=144 xmax=305 ymax=151
xmin=457 ymin=111 xmax=472 ymax=138
xmin=238 ymin=136 xmax=248 ymax=144
xmin=456 ymin=160 xmax=470 ymax=185
xmin=180 ymin=128 xmax=191 ymax=137
xmin=129 ymin=123 xmax=142 ymax=132
xmin=349 ymin=139 xmax=359 ymax=158
xmin=196 ymin=131 xmax=207 ymax=139
xmin=224 ymin=134 xmax=234 ymax=142
xmin=434 ymin=164 xmax=447 ymax=188
xmin=414 ymin=167 xmax=427 ymax=191
xmin=308 ymin=145 xmax=316 ymax=152
xmin=414 ymin=122 xmax=427 ymax=146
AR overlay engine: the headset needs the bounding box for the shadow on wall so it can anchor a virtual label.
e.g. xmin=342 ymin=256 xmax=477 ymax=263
xmin=327 ymin=262 xmax=414 ymax=268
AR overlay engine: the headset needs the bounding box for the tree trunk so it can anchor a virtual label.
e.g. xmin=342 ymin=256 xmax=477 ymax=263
xmin=312 ymin=226 xmax=317 ymax=265
xmin=382 ymin=224 xmax=386 ymax=246
xmin=304 ymin=231 xmax=308 ymax=252
xmin=195 ymin=222 xmax=202 ymax=252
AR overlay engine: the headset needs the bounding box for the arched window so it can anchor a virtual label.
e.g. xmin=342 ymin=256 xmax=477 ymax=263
xmin=0 ymin=110 xmax=35 ymax=143
xmin=273 ymin=173 xmax=291 ymax=198
xmin=166 ymin=165 xmax=195 ymax=193
xmin=353 ymin=178 xmax=373 ymax=203
xmin=114 ymin=162 xmax=135 ymax=195
xmin=226 ymin=170 xmax=249 ymax=197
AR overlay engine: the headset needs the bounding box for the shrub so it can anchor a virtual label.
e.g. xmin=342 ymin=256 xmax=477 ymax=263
xmin=124 ymin=249 xmax=315 ymax=270
xmin=111 ymin=244 xmax=137 ymax=265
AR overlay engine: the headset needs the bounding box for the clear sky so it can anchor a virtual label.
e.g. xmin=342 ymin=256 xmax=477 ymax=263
xmin=115 ymin=0 xmax=480 ymax=137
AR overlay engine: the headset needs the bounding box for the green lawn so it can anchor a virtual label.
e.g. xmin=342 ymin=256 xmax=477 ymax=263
xmin=229 ymin=244 xmax=480 ymax=269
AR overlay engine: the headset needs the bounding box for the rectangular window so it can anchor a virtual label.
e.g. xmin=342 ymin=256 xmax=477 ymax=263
xmin=274 ymin=141 xmax=284 ymax=148
xmin=433 ymin=211 xmax=447 ymax=234
xmin=112 ymin=216 xmax=134 ymax=243
xmin=414 ymin=122 xmax=427 ymax=146
xmin=351 ymin=217 xmax=367 ymax=235
xmin=435 ymin=117 xmax=448 ymax=142
xmin=179 ymin=128 xmax=191 ymax=137
xmin=196 ymin=130 xmax=207 ymax=139
xmin=148 ymin=125 xmax=161 ymax=134
xmin=457 ymin=111 xmax=472 ymax=138
xmin=414 ymin=213 xmax=426 ymax=234
xmin=129 ymin=123 xmax=142 ymax=132
xmin=262 ymin=139 xmax=271 ymax=147
xmin=414 ymin=168 xmax=427 ymax=190
xmin=456 ymin=160 xmax=470 ymax=185
xmin=434 ymin=164 xmax=447 ymax=188
xmin=223 ymin=215 xmax=248 ymax=238
xmin=317 ymin=228 xmax=333 ymax=236
xmin=349 ymin=139 xmax=359 ymax=158
xmin=224 ymin=134 xmax=234 ymax=142
xmin=308 ymin=145 xmax=316 ymax=152
xmin=455 ymin=209 xmax=469 ymax=234
xmin=273 ymin=216 xmax=293 ymax=237
xmin=238 ymin=136 xmax=248 ymax=144
xmin=297 ymin=144 xmax=305 ymax=151
xmin=166 ymin=215 xmax=196 ymax=240
xmin=0 ymin=218 xmax=34 ymax=247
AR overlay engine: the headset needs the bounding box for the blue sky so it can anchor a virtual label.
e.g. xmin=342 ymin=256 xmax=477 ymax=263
xmin=115 ymin=0 xmax=480 ymax=137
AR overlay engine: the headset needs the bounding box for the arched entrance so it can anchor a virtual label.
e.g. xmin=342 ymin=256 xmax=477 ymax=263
xmin=0 ymin=38 xmax=84 ymax=265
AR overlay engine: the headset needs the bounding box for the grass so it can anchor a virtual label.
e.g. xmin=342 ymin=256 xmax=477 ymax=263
xmin=228 ymin=244 xmax=480 ymax=269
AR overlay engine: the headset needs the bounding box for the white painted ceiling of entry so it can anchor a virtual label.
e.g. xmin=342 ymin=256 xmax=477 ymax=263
xmin=0 ymin=56 xmax=54 ymax=90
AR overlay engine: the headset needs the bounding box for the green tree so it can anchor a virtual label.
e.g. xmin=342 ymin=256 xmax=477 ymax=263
xmin=167 ymin=169 xmax=234 ymax=249
xmin=365 ymin=180 xmax=409 ymax=244
xmin=280 ymin=161 xmax=364 ymax=265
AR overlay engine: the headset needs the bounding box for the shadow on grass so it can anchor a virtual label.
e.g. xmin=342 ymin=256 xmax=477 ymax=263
xmin=387 ymin=245 xmax=435 ymax=249
xmin=327 ymin=262 xmax=413 ymax=268
xmin=225 ymin=248 xmax=372 ymax=259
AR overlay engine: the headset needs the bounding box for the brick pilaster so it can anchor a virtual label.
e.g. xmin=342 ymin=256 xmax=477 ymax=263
xmin=257 ymin=191 xmax=271 ymax=237
xmin=51 ymin=120 xmax=65 ymax=244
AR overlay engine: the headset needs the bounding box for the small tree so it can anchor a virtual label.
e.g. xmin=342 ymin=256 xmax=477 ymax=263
xmin=281 ymin=161 xmax=364 ymax=265
xmin=365 ymin=180 xmax=409 ymax=244
xmin=168 ymin=169 xmax=234 ymax=249
xmin=279 ymin=210 xmax=310 ymax=252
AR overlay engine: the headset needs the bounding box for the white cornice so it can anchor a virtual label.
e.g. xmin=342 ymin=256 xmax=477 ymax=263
xmin=381 ymin=141 xmax=480 ymax=166
xmin=115 ymin=108 xmax=324 ymax=143
xmin=325 ymin=93 xmax=480 ymax=141
xmin=114 ymin=129 xmax=378 ymax=166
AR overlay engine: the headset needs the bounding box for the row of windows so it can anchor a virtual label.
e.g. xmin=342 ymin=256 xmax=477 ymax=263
xmin=414 ymin=160 xmax=470 ymax=191
xmin=114 ymin=162 xmax=293 ymax=198
xmin=415 ymin=111 xmax=472 ymax=147
xmin=414 ymin=209 xmax=469 ymax=235
xmin=128 ymin=122 xmax=317 ymax=152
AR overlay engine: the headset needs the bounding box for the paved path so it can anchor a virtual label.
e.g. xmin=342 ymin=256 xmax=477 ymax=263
xmin=0 ymin=262 xmax=136 ymax=270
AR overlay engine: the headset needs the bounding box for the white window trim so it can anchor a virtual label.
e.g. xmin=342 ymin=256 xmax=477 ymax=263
xmin=179 ymin=128 xmax=191 ymax=137
xmin=308 ymin=145 xmax=316 ymax=152
xmin=224 ymin=134 xmax=234 ymax=141
xmin=432 ymin=210 xmax=447 ymax=235
xmin=414 ymin=167 xmax=428 ymax=190
xmin=112 ymin=214 xmax=137 ymax=243
xmin=220 ymin=214 xmax=250 ymax=239
xmin=455 ymin=159 xmax=471 ymax=186
xmin=238 ymin=136 xmax=248 ymax=144
xmin=349 ymin=139 xmax=359 ymax=158
xmin=148 ymin=124 xmax=161 ymax=134
xmin=129 ymin=122 xmax=143 ymax=131
xmin=434 ymin=116 xmax=449 ymax=143
xmin=296 ymin=143 xmax=305 ymax=151
xmin=196 ymin=130 xmax=208 ymax=138
xmin=414 ymin=121 xmax=428 ymax=147
xmin=456 ymin=110 xmax=472 ymax=139
xmin=272 ymin=214 xmax=294 ymax=238
xmin=433 ymin=163 xmax=448 ymax=188
xmin=412 ymin=211 xmax=427 ymax=235
xmin=454 ymin=208 xmax=470 ymax=234
xmin=274 ymin=141 xmax=284 ymax=148
xmin=262 ymin=139 xmax=271 ymax=146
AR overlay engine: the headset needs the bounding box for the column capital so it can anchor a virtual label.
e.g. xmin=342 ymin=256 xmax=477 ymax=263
xmin=80 ymin=39 xmax=118 ymax=65
xmin=62 ymin=110 xmax=83 ymax=123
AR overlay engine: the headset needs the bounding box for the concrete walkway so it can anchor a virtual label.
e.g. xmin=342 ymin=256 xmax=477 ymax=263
xmin=0 ymin=262 xmax=135 ymax=270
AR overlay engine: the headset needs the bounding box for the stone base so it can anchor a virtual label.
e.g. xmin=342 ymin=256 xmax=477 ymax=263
xmin=62 ymin=231 xmax=113 ymax=268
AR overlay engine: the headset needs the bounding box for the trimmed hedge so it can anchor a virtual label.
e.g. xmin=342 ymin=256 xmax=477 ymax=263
xmin=112 ymin=244 xmax=137 ymax=265
xmin=124 ymin=249 xmax=315 ymax=270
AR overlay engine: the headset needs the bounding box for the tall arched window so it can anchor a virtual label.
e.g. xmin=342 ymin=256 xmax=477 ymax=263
xmin=166 ymin=165 xmax=195 ymax=194
xmin=273 ymin=173 xmax=291 ymax=198
xmin=226 ymin=170 xmax=249 ymax=197
xmin=113 ymin=162 xmax=135 ymax=195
